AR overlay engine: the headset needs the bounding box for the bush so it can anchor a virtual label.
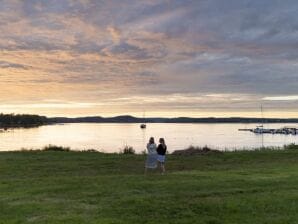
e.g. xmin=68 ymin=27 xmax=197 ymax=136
xmin=85 ymin=149 xmax=99 ymax=153
xmin=172 ymin=145 xmax=221 ymax=155
xmin=284 ymin=143 xmax=298 ymax=150
xmin=42 ymin=145 xmax=70 ymax=152
xmin=120 ymin=145 xmax=135 ymax=154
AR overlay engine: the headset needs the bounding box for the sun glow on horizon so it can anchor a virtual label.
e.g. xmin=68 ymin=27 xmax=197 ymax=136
xmin=0 ymin=102 xmax=297 ymax=119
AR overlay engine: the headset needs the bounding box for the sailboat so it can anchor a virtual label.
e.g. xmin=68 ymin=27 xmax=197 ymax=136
xmin=140 ymin=111 xmax=146 ymax=129
xmin=252 ymin=105 xmax=271 ymax=134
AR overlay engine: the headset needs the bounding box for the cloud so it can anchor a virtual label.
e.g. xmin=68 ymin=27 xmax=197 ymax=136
xmin=107 ymin=26 xmax=121 ymax=44
xmin=0 ymin=0 xmax=297 ymax=116
xmin=0 ymin=61 xmax=29 ymax=69
xmin=263 ymin=96 xmax=298 ymax=101
xmin=0 ymin=102 xmax=103 ymax=109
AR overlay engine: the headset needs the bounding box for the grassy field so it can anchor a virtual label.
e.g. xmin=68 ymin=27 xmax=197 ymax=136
xmin=1 ymin=146 xmax=298 ymax=223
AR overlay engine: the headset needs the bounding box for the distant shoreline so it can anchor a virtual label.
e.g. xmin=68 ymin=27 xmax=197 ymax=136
xmin=49 ymin=115 xmax=298 ymax=124
xmin=1 ymin=113 xmax=298 ymax=129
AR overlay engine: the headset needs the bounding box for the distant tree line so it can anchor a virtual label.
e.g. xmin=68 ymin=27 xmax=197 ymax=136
xmin=0 ymin=113 xmax=48 ymax=128
xmin=1 ymin=113 xmax=298 ymax=129
xmin=49 ymin=115 xmax=298 ymax=123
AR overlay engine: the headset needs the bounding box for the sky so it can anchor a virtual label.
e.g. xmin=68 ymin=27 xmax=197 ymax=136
xmin=0 ymin=0 xmax=297 ymax=118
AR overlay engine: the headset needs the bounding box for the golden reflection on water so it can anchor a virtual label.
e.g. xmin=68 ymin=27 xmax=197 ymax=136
xmin=0 ymin=123 xmax=297 ymax=152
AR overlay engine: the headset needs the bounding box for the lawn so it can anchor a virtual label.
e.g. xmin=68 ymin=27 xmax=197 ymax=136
xmin=1 ymin=147 xmax=298 ymax=223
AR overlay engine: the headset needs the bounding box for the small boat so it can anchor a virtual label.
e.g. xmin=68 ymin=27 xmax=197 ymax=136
xmin=140 ymin=111 xmax=146 ymax=129
xmin=251 ymin=126 xmax=273 ymax=134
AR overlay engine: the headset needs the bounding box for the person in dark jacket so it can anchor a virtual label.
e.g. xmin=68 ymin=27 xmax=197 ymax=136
xmin=156 ymin=138 xmax=167 ymax=174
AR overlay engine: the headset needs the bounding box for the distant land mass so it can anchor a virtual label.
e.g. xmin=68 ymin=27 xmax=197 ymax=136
xmin=0 ymin=113 xmax=47 ymax=128
xmin=48 ymin=115 xmax=298 ymax=124
xmin=1 ymin=113 xmax=298 ymax=129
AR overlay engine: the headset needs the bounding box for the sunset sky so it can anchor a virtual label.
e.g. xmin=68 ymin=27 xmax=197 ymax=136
xmin=0 ymin=0 xmax=297 ymax=118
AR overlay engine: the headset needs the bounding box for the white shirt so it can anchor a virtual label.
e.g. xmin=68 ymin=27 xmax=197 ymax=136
xmin=147 ymin=143 xmax=157 ymax=154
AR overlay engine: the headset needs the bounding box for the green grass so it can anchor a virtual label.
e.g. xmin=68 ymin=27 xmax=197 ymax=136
xmin=1 ymin=146 xmax=298 ymax=223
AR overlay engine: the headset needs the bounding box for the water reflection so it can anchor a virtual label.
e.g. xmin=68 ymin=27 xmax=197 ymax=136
xmin=0 ymin=123 xmax=297 ymax=152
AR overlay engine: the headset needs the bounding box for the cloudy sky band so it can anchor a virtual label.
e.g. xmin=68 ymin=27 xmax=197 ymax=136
xmin=0 ymin=0 xmax=297 ymax=117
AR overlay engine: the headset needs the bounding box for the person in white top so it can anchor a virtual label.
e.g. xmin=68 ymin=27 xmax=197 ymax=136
xmin=144 ymin=137 xmax=157 ymax=175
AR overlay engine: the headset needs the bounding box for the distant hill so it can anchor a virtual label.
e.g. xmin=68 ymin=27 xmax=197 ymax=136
xmin=48 ymin=116 xmax=298 ymax=123
xmin=1 ymin=113 xmax=298 ymax=128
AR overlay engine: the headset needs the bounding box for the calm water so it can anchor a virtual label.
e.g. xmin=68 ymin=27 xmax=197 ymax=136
xmin=0 ymin=123 xmax=298 ymax=152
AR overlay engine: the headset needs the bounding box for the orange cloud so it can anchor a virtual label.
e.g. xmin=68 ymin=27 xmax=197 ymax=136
xmin=107 ymin=26 xmax=122 ymax=44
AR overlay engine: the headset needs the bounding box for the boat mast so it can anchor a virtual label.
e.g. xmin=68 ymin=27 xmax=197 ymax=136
xmin=140 ymin=110 xmax=146 ymax=129
xmin=261 ymin=104 xmax=263 ymax=127
xmin=143 ymin=111 xmax=145 ymax=122
xmin=261 ymin=104 xmax=264 ymax=147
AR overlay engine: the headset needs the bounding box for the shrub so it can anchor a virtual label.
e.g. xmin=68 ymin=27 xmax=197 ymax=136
xmin=284 ymin=143 xmax=298 ymax=150
xmin=172 ymin=145 xmax=221 ymax=155
xmin=120 ymin=145 xmax=135 ymax=154
xmin=85 ymin=149 xmax=99 ymax=153
xmin=42 ymin=145 xmax=70 ymax=152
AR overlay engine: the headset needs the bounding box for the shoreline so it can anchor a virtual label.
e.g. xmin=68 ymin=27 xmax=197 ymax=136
xmin=1 ymin=113 xmax=298 ymax=130
xmin=1 ymin=143 xmax=296 ymax=154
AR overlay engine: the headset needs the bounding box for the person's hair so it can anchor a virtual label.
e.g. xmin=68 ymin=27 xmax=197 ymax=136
xmin=159 ymin=138 xmax=165 ymax=144
xmin=149 ymin=137 xmax=155 ymax=144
